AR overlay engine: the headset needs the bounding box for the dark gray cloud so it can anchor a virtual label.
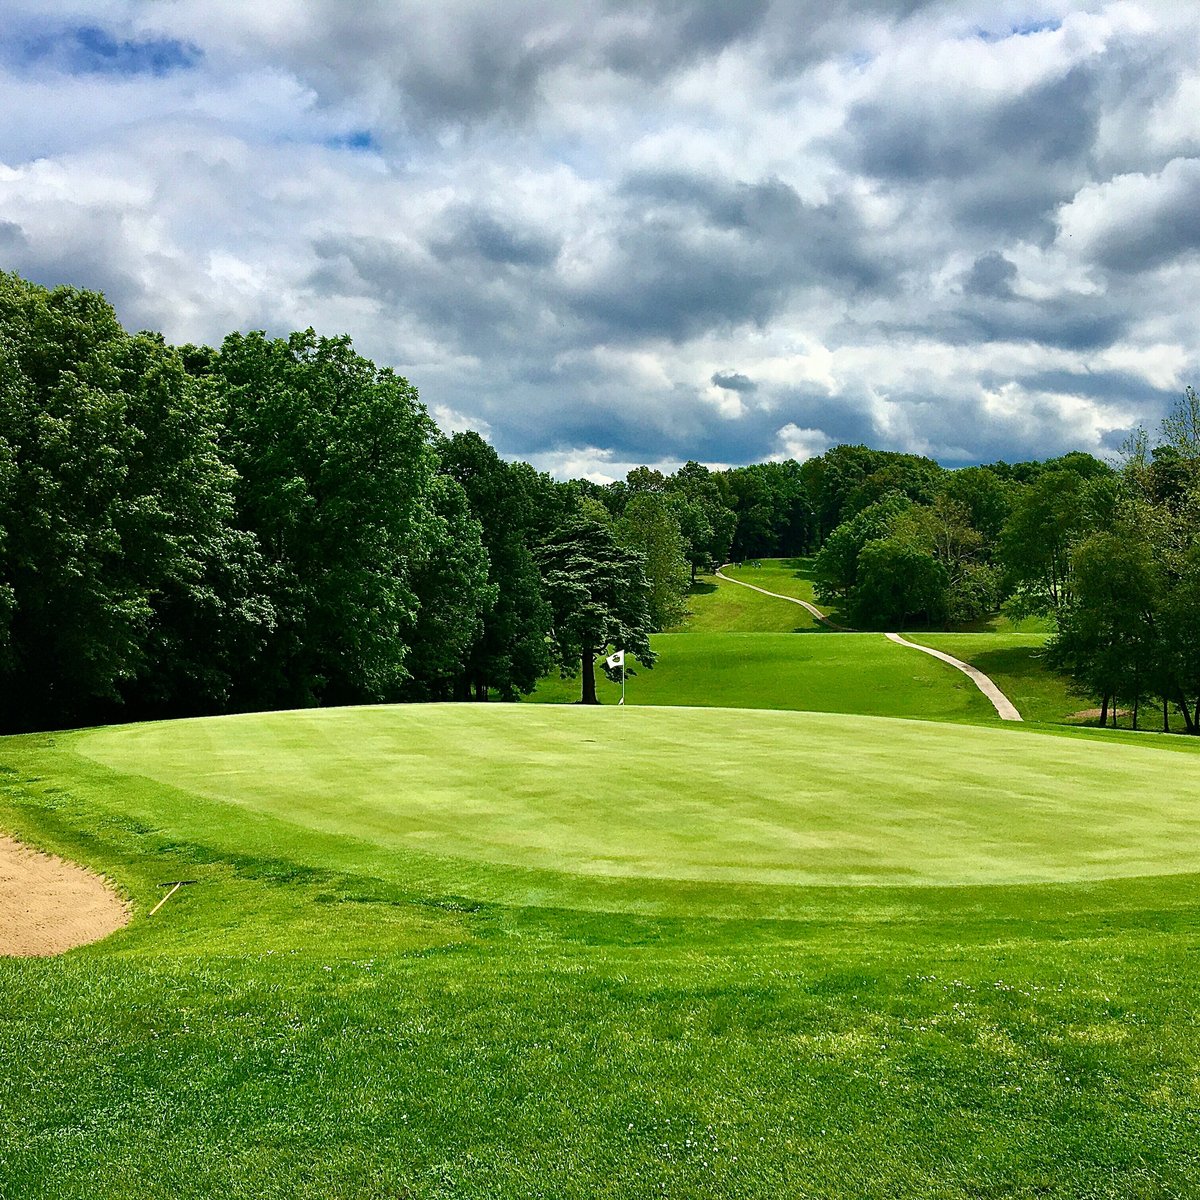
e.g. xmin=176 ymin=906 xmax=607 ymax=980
xmin=565 ymin=172 xmax=886 ymax=343
xmin=0 ymin=221 xmax=29 ymax=252
xmin=712 ymin=371 xmax=758 ymax=393
xmin=962 ymin=252 xmax=1017 ymax=299
xmin=1082 ymin=159 xmax=1200 ymax=274
xmin=432 ymin=205 xmax=561 ymax=268
xmin=844 ymin=64 xmax=1099 ymax=185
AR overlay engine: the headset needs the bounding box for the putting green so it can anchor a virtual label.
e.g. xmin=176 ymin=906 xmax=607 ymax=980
xmin=71 ymin=704 xmax=1200 ymax=898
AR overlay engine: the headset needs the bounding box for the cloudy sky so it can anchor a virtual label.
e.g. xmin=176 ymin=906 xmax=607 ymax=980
xmin=2 ymin=2 xmax=1198 ymax=479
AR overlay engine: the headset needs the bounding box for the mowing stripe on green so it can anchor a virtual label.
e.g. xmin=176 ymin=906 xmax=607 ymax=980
xmin=68 ymin=705 xmax=1200 ymax=902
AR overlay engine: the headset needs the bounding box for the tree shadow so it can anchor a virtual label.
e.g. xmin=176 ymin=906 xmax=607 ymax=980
xmin=777 ymin=556 xmax=818 ymax=582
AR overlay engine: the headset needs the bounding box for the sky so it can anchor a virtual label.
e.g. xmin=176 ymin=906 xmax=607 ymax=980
xmin=1 ymin=2 xmax=1198 ymax=481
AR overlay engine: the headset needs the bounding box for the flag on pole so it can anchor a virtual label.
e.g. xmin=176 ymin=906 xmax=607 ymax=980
xmin=606 ymin=650 xmax=625 ymax=669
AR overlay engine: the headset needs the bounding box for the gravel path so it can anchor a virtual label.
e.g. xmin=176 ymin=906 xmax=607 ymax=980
xmin=0 ymin=834 xmax=129 ymax=956
xmin=715 ymin=568 xmax=1022 ymax=721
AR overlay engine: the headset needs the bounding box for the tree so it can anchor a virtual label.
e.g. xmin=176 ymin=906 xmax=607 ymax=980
xmin=724 ymin=461 xmax=815 ymax=559
xmin=212 ymin=329 xmax=440 ymax=708
xmin=666 ymin=462 xmax=736 ymax=579
xmin=399 ymin=473 xmax=494 ymax=700
xmin=1158 ymin=542 xmax=1200 ymax=732
xmin=536 ymin=515 xmax=656 ymax=704
xmin=799 ymin=444 xmax=885 ymax=540
xmin=999 ymin=470 xmax=1089 ymax=616
xmin=438 ymin=431 xmax=552 ymax=699
xmin=812 ymin=493 xmax=912 ymax=602
xmin=939 ymin=466 xmax=1013 ymax=552
xmin=615 ymin=492 xmax=690 ymax=630
xmin=892 ymin=496 xmax=996 ymax=622
xmin=1048 ymin=530 xmax=1159 ymax=728
xmin=0 ymin=273 xmax=266 ymax=731
xmin=852 ymin=539 xmax=950 ymax=629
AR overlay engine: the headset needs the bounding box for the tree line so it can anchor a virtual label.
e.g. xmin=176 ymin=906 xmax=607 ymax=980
xmin=3 ymin=271 xmax=1196 ymax=732
xmin=0 ymin=273 xmax=652 ymax=729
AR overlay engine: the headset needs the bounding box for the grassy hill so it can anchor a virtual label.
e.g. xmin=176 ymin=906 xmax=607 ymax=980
xmin=527 ymin=632 xmax=997 ymax=722
xmin=720 ymin=557 xmax=833 ymax=614
xmin=666 ymin=575 xmax=823 ymax=633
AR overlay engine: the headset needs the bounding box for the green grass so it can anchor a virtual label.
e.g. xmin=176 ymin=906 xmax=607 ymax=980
xmin=62 ymin=705 xmax=1200 ymax=896
xmin=527 ymin=632 xmax=998 ymax=722
xmin=907 ymin=633 xmax=1088 ymax=725
xmin=5 ymin=558 xmax=1198 ymax=1196
xmin=4 ymin=705 xmax=1200 ymax=1197
xmin=721 ymin=557 xmax=838 ymax=616
xmin=670 ymin=573 xmax=822 ymax=633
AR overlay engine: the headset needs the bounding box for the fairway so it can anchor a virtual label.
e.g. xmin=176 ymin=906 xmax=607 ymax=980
xmin=68 ymin=705 xmax=1200 ymax=900
xmin=528 ymin=631 xmax=999 ymax=721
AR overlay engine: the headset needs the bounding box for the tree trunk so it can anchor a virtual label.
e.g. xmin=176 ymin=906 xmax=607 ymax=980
xmin=580 ymin=649 xmax=599 ymax=704
xmin=1098 ymin=694 xmax=1108 ymax=727
xmin=1132 ymin=694 xmax=1139 ymax=731
xmin=1163 ymin=697 xmax=1170 ymax=733
xmin=1178 ymin=694 xmax=1195 ymax=734
xmin=475 ymin=680 xmax=488 ymax=701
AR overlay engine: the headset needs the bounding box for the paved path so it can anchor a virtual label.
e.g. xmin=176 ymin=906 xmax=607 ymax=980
xmin=714 ymin=569 xmax=848 ymax=629
xmin=884 ymin=633 xmax=1022 ymax=721
xmin=715 ymin=568 xmax=1022 ymax=722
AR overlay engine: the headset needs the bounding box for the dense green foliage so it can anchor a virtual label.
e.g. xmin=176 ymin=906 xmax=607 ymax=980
xmin=0 ymin=276 xmax=633 ymax=729
xmin=0 ymin=273 xmax=264 ymax=730
xmin=3 ymin=268 xmax=1197 ymax=734
xmin=1046 ymin=400 xmax=1200 ymax=730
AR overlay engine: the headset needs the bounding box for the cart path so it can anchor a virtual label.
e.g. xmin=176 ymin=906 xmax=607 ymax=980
xmin=0 ymin=834 xmax=129 ymax=956
xmin=714 ymin=568 xmax=849 ymax=629
xmin=884 ymin=633 xmax=1022 ymax=721
xmin=715 ymin=569 xmax=1022 ymax=721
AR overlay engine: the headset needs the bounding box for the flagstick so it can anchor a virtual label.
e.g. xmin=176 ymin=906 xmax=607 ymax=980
xmin=621 ymin=659 xmax=626 ymax=706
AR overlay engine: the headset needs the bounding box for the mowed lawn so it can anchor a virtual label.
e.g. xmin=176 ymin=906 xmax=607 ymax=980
xmin=4 ymin=705 xmax=1200 ymax=1198
xmin=527 ymin=632 xmax=998 ymax=722
xmin=909 ymin=633 xmax=1089 ymax=725
xmin=668 ymin=575 xmax=823 ymax=633
xmin=721 ymin=557 xmax=826 ymax=605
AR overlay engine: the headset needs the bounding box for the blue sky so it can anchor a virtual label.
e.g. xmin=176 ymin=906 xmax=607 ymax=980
xmin=1 ymin=1 xmax=1198 ymax=479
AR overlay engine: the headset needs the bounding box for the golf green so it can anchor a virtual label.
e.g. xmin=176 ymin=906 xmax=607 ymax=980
xmin=72 ymin=704 xmax=1200 ymax=901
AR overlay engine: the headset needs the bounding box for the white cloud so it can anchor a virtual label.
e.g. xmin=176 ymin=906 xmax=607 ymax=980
xmin=1 ymin=0 xmax=1197 ymax=475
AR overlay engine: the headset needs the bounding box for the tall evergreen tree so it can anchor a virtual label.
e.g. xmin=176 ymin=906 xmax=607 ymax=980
xmin=536 ymin=515 xmax=655 ymax=704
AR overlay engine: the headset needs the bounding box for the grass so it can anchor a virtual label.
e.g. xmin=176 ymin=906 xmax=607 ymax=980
xmin=670 ymin=574 xmax=822 ymax=633
xmin=720 ymin=557 xmax=842 ymax=618
xmin=5 ymin=561 xmax=1200 ymax=1197
xmin=527 ymin=632 xmax=998 ymax=722
xmin=905 ymin=633 xmax=1085 ymax=725
xmin=3 ymin=706 xmax=1200 ymax=1197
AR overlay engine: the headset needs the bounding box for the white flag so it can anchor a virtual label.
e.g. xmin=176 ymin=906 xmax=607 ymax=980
xmin=606 ymin=650 xmax=625 ymax=669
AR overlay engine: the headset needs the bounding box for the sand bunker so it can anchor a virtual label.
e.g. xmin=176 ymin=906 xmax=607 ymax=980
xmin=0 ymin=834 xmax=129 ymax=956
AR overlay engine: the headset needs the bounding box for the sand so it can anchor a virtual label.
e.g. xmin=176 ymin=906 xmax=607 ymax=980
xmin=0 ymin=834 xmax=129 ymax=956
